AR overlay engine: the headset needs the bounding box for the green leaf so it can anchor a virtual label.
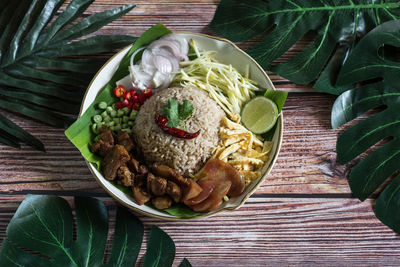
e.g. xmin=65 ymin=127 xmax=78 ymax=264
xmin=22 ymin=56 xmax=106 ymax=74
xmin=40 ymin=35 xmax=137 ymax=57
xmin=51 ymin=4 xmax=136 ymax=44
xmin=0 ymin=1 xmax=32 ymax=61
xmin=0 ymin=0 xmax=137 ymax=150
xmin=0 ymin=195 xmax=189 ymax=266
xmin=37 ymin=0 xmax=95 ymax=47
xmin=264 ymin=89 xmax=288 ymax=113
xmin=163 ymin=98 xmax=181 ymax=128
xmin=0 ymin=239 xmax=50 ymax=267
xmin=337 ymin=19 xmax=400 ymax=86
xmin=17 ymin=0 xmax=65 ymax=57
xmin=105 ymin=206 xmax=143 ymax=266
xmin=164 ymin=203 xmax=204 ymax=218
xmin=163 ymin=98 xmax=194 ymax=128
xmin=179 ymin=100 xmax=194 ymax=121
xmin=374 ymin=174 xmax=400 ymax=234
xmin=0 ymin=131 xmax=21 ymax=149
xmin=179 ymin=258 xmax=193 ymax=267
xmin=0 ymin=113 xmax=44 ymax=151
xmin=261 ymin=89 xmax=288 ymax=141
xmin=0 ymin=95 xmax=74 ymax=128
xmin=143 ymin=226 xmax=176 ymax=267
xmin=332 ymin=20 xmax=400 ymax=233
xmin=210 ymin=0 xmax=400 ymax=88
xmin=2 ymin=0 xmax=42 ymax=65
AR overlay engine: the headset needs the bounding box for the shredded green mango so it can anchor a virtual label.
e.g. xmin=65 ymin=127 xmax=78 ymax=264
xmin=172 ymin=40 xmax=260 ymax=120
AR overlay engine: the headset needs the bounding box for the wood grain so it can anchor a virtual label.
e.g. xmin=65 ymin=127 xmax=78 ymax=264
xmin=1 ymin=195 xmax=399 ymax=266
xmin=1 ymin=1 xmax=399 ymax=266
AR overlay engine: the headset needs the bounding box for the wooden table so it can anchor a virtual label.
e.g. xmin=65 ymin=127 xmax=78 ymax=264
xmin=1 ymin=1 xmax=400 ymax=266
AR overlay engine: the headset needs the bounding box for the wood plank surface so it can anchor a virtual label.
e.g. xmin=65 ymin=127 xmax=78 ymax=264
xmin=1 ymin=1 xmax=400 ymax=266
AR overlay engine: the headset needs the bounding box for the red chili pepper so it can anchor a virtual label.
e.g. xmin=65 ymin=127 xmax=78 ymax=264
xmin=124 ymin=91 xmax=135 ymax=101
xmin=122 ymin=99 xmax=130 ymax=107
xmin=138 ymin=93 xmax=146 ymax=105
xmin=114 ymin=85 xmax=126 ymax=98
xmin=132 ymin=102 xmax=141 ymax=111
xmin=155 ymin=113 xmax=200 ymax=139
xmin=115 ymin=101 xmax=124 ymax=109
xmin=143 ymin=88 xmax=153 ymax=98
xmin=132 ymin=94 xmax=139 ymax=103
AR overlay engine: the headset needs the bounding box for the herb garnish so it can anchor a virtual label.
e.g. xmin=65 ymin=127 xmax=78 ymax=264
xmin=163 ymin=98 xmax=194 ymax=129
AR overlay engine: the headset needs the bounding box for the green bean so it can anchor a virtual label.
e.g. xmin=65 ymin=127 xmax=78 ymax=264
xmin=110 ymin=110 xmax=117 ymax=118
xmin=96 ymin=122 xmax=104 ymax=130
xmin=122 ymin=123 xmax=128 ymax=129
xmin=93 ymin=115 xmax=102 ymax=123
xmin=106 ymin=121 xmax=115 ymax=127
xmin=114 ymin=125 xmax=121 ymax=131
xmin=106 ymin=106 xmax=114 ymax=114
xmin=128 ymin=121 xmax=134 ymax=126
xmin=98 ymin=101 xmax=107 ymax=110
xmin=122 ymin=107 xmax=130 ymax=115
xmin=104 ymin=116 xmax=112 ymax=123
xmin=122 ymin=116 xmax=129 ymax=123
xmin=101 ymin=111 xmax=108 ymax=118
xmin=129 ymin=110 xmax=137 ymax=119
xmin=117 ymin=110 xmax=124 ymax=117
xmin=91 ymin=124 xmax=99 ymax=134
xmin=113 ymin=118 xmax=121 ymax=124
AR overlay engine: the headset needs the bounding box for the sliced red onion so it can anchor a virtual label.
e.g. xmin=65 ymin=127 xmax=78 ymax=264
xmin=162 ymin=34 xmax=189 ymax=61
xmin=127 ymin=34 xmax=188 ymax=91
xmin=154 ymin=48 xmax=180 ymax=72
xmin=141 ymin=50 xmax=157 ymax=74
xmin=153 ymin=71 xmax=174 ymax=89
xmin=129 ymin=65 xmax=153 ymax=91
xmin=153 ymin=54 xmax=180 ymax=74
xmin=148 ymin=39 xmax=181 ymax=59
xmin=130 ymin=47 xmax=146 ymax=70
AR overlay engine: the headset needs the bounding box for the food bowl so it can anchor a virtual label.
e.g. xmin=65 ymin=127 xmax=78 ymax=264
xmin=80 ymin=33 xmax=283 ymax=220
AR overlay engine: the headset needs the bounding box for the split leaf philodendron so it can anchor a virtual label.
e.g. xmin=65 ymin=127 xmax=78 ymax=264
xmin=211 ymin=1 xmax=400 ymax=233
xmin=210 ymin=0 xmax=400 ymax=93
xmin=0 ymin=195 xmax=191 ymax=267
xmin=332 ymin=20 xmax=400 ymax=233
xmin=0 ymin=0 xmax=137 ymax=150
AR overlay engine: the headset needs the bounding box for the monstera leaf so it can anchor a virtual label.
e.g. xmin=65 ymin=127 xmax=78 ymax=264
xmin=210 ymin=0 xmax=400 ymax=93
xmin=0 ymin=195 xmax=191 ymax=267
xmin=332 ymin=20 xmax=400 ymax=233
xmin=0 ymin=0 xmax=137 ymax=150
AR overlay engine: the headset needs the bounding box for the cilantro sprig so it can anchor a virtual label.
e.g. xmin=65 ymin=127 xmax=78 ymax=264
xmin=162 ymin=98 xmax=194 ymax=129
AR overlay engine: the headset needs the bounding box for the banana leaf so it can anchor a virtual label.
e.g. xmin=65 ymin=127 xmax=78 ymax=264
xmin=65 ymin=24 xmax=210 ymax=219
xmin=65 ymin=24 xmax=171 ymax=169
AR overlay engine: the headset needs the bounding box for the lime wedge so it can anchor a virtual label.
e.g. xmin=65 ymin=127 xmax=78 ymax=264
xmin=241 ymin=96 xmax=278 ymax=134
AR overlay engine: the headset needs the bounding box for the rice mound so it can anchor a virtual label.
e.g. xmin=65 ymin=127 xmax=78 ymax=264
xmin=133 ymin=87 xmax=225 ymax=175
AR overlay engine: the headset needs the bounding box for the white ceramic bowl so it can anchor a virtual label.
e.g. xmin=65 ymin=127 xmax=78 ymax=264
xmin=80 ymin=33 xmax=283 ymax=220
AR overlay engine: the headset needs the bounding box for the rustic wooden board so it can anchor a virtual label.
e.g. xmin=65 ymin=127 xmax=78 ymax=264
xmin=1 ymin=1 xmax=400 ymax=266
xmin=1 ymin=195 xmax=399 ymax=266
